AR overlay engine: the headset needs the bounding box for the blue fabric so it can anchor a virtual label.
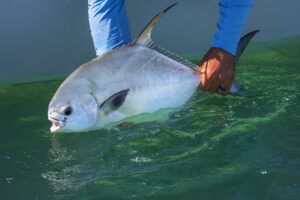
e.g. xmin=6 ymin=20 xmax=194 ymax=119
xmin=211 ymin=0 xmax=253 ymax=56
xmin=218 ymin=85 xmax=227 ymax=91
xmin=88 ymin=0 xmax=253 ymax=56
xmin=88 ymin=0 xmax=131 ymax=56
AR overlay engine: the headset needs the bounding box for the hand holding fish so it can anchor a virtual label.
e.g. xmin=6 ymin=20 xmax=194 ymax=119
xmin=198 ymin=47 xmax=236 ymax=96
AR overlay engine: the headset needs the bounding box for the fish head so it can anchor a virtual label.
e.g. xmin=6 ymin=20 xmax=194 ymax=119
xmin=48 ymin=92 xmax=99 ymax=133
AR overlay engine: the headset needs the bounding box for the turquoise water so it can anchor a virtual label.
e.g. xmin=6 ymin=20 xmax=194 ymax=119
xmin=1 ymin=42 xmax=300 ymax=199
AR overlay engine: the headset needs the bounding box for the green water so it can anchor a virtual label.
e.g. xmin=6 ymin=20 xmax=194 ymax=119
xmin=1 ymin=39 xmax=300 ymax=199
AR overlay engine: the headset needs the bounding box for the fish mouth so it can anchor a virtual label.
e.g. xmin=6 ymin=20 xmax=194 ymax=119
xmin=48 ymin=117 xmax=66 ymax=133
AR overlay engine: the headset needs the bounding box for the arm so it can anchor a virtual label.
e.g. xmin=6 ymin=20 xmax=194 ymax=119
xmin=88 ymin=0 xmax=131 ymax=56
xmin=199 ymin=0 xmax=253 ymax=96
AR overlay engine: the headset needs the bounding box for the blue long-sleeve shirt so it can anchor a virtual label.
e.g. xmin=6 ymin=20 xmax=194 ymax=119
xmin=212 ymin=0 xmax=253 ymax=55
xmin=88 ymin=0 xmax=131 ymax=56
xmin=88 ymin=0 xmax=253 ymax=56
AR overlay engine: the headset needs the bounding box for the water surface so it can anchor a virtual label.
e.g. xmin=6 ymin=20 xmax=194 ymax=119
xmin=0 ymin=40 xmax=300 ymax=199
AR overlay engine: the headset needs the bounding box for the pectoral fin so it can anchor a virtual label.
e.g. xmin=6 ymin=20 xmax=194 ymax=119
xmin=100 ymin=89 xmax=130 ymax=115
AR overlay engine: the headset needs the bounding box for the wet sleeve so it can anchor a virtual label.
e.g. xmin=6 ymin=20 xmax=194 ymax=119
xmin=88 ymin=0 xmax=131 ymax=56
xmin=211 ymin=0 xmax=253 ymax=56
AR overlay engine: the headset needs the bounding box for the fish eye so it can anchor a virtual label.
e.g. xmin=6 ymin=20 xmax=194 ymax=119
xmin=64 ymin=106 xmax=73 ymax=116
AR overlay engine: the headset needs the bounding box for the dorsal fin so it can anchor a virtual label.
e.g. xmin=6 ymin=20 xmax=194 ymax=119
xmin=147 ymin=41 xmax=198 ymax=69
xmin=131 ymin=3 xmax=197 ymax=69
xmin=132 ymin=3 xmax=177 ymax=46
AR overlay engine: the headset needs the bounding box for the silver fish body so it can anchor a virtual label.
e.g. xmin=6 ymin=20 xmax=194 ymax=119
xmin=48 ymin=43 xmax=200 ymax=132
xmin=48 ymin=3 xmax=257 ymax=133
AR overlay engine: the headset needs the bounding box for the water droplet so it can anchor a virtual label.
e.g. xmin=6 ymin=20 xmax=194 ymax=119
xmin=6 ymin=177 xmax=13 ymax=184
xmin=260 ymin=170 xmax=267 ymax=175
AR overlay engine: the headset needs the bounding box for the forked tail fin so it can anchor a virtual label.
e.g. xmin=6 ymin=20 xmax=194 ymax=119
xmin=235 ymin=30 xmax=260 ymax=62
xmin=229 ymin=30 xmax=259 ymax=96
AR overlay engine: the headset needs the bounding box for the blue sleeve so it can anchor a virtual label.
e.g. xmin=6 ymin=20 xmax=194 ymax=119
xmin=211 ymin=0 xmax=253 ymax=56
xmin=88 ymin=0 xmax=131 ymax=56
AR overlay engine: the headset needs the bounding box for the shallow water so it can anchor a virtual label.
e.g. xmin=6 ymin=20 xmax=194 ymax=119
xmin=1 ymin=42 xmax=300 ymax=200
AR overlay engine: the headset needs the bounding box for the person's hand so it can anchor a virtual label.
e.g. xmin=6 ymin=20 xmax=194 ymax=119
xmin=197 ymin=47 xmax=236 ymax=96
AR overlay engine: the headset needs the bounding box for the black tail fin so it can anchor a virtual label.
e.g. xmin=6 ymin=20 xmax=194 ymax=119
xmin=235 ymin=30 xmax=259 ymax=62
xmin=229 ymin=30 xmax=259 ymax=96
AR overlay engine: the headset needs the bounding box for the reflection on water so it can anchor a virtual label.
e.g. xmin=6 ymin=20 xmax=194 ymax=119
xmin=42 ymin=135 xmax=80 ymax=193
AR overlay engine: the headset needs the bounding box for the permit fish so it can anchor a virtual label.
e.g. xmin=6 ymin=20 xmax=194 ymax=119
xmin=48 ymin=3 xmax=258 ymax=133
